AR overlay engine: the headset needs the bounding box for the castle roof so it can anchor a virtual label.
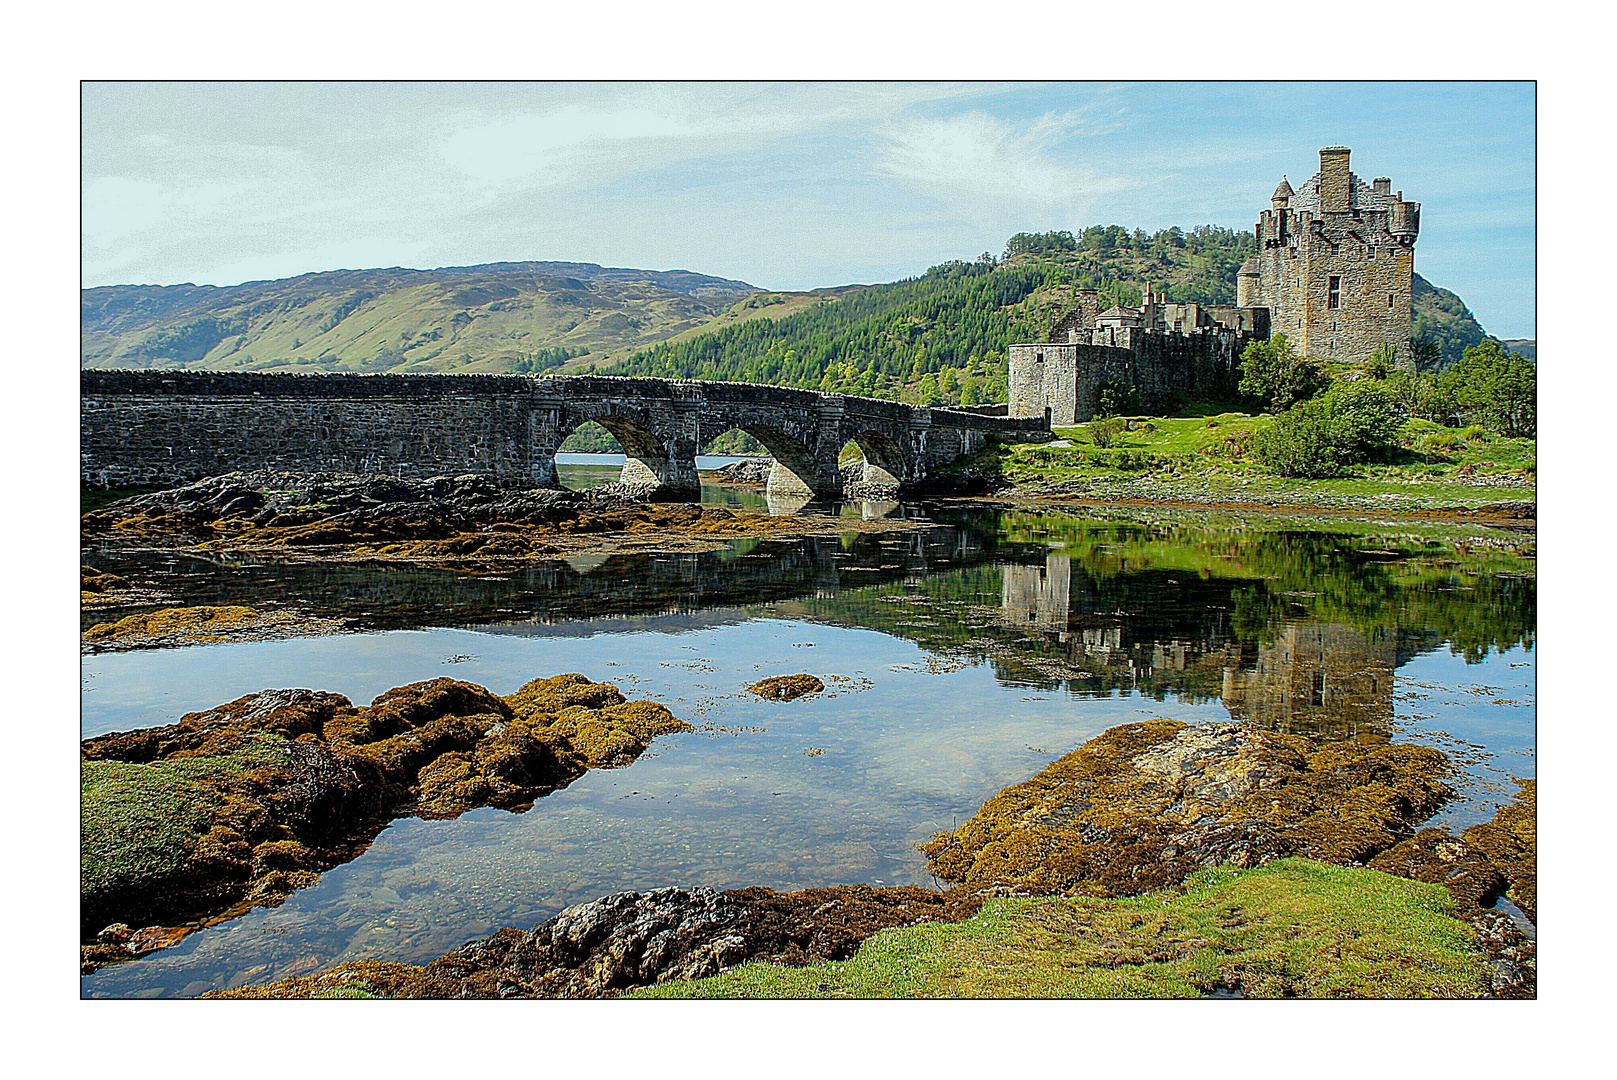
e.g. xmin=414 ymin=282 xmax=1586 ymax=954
xmin=1272 ymin=177 xmax=1294 ymax=200
xmin=1238 ymin=256 xmax=1259 ymax=276
xmin=1288 ymin=170 xmax=1397 ymax=213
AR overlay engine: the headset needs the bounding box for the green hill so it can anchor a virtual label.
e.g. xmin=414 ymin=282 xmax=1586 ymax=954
xmin=83 ymin=230 xmax=1503 ymax=399
xmin=1411 ymin=274 xmax=1498 ymax=369
xmin=607 ymin=226 xmax=1258 ymax=404
xmin=81 ymin=262 xmax=760 ymax=373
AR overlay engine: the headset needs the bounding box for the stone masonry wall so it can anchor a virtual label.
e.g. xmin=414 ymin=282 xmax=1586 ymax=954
xmin=1008 ymin=329 xmax=1248 ymax=425
xmin=82 ymin=370 xmax=1048 ymax=493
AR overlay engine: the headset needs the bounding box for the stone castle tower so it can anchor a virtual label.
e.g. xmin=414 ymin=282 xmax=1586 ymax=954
xmin=1237 ymin=147 xmax=1420 ymax=368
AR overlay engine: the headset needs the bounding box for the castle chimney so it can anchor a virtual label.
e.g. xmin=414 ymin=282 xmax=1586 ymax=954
xmin=1373 ymin=177 xmax=1392 ymax=196
xmin=1319 ymin=146 xmax=1351 ymax=213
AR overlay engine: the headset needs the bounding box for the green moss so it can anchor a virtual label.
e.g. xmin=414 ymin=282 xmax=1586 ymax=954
xmin=81 ymin=738 xmax=283 ymax=904
xmin=633 ymin=859 xmax=1490 ymax=999
xmin=920 ymin=721 xmax=1451 ymax=898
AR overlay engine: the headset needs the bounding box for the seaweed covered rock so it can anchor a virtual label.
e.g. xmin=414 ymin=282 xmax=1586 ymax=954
xmin=82 ymin=605 xmax=346 ymax=651
xmin=747 ymin=674 xmax=825 ymax=701
xmin=1369 ymin=778 xmax=1536 ymax=920
xmin=80 ymin=470 xmax=814 ymax=567
xmin=921 ymin=721 xmax=1452 ymax=898
xmin=213 ymin=883 xmax=948 ymax=999
xmin=81 ymin=674 xmax=686 ymax=968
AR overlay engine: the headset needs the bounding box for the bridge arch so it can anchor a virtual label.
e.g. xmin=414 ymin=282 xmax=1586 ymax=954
xmin=554 ymin=405 xmax=695 ymax=499
xmin=841 ymin=429 xmax=909 ymax=499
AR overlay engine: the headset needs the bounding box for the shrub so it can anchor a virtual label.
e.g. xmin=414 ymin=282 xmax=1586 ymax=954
xmin=1239 ymin=333 xmax=1330 ymax=411
xmin=1094 ymin=380 xmax=1140 ymax=418
xmin=1088 ymin=417 xmax=1126 ymax=448
xmin=1253 ymin=382 xmax=1406 ymax=478
xmin=1422 ymin=431 xmax=1459 ymax=454
xmin=1460 ymin=424 xmax=1488 ymax=441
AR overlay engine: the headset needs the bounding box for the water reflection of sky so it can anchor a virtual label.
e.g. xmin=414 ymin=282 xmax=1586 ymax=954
xmin=81 ymin=506 xmax=1535 ymax=998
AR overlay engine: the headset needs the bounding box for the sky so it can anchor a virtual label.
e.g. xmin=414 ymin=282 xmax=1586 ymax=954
xmin=82 ymin=81 xmax=1536 ymax=338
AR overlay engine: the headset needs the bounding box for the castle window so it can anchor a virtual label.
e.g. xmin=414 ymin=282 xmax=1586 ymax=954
xmin=1035 ymin=352 xmax=1044 ymax=363
xmin=1367 ymin=246 xmax=1376 ymax=260
xmin=1388 ymin=293 xmax=1395 ymax=309
xmin=1328 ymin=276 xmax=1341 ymax=309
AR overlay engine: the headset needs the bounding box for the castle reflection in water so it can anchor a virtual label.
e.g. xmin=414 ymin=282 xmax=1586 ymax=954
xmin=999 ymin=550 xmax=1395 ymax=738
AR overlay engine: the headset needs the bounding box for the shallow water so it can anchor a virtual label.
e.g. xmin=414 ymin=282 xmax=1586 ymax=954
xmin=81 ymin=503 xmax=1535 ymax=997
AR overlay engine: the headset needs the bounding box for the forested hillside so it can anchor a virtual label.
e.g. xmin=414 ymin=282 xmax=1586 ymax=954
xmin=608 ymin=226 xmax=1258 ymax=406
xmin=1410 ymin=274 xmax=1499 ymax=369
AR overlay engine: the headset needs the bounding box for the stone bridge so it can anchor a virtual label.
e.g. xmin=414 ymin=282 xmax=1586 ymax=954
xmin=81 ymin=371 xmax=1049 ymax=498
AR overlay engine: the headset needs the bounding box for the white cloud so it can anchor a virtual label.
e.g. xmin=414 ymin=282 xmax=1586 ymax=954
xmin=82 ymin=177 xmax=169 ymax=248
xmin=876 ymin=111 xmax=1136 ymax=219
xmin=440 ymin=107 xmax=708 ymax=183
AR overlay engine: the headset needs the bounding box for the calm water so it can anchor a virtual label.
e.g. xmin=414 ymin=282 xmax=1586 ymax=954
xmin=81 ymin=496 xmax=1535 ymax=997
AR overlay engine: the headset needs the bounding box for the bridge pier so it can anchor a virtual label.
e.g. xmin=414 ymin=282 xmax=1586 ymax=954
xmin=79 ymin=372 xmax=1051 ymax=499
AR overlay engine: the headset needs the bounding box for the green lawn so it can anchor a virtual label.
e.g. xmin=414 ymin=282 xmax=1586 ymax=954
xmin=982 ymin=412 xmax=1534 ymax=512
xmin=632 ymin=859 xmax=1491 ymax=999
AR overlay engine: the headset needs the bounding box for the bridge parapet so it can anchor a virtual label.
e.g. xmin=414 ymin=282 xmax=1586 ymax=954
xmin=81 ymin=370 xmax=1048 ymax=498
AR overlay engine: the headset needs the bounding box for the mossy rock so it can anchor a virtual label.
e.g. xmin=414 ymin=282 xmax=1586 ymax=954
xmin=747 ymin=674 xmax=825 ymax=701
xmin=636 ymin=859 xmax=1494 ymax=1000
xmin=81 ymin=673 xmax=686 ymax=959
xmin=921 ymin=721 xmax=1451 ymax=898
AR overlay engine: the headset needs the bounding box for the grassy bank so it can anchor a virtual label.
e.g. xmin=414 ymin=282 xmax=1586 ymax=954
xmin=634 ymin=858 xmax=1490 ymax=999
xmin=979 ymin=412 xmax=1534 ymax=514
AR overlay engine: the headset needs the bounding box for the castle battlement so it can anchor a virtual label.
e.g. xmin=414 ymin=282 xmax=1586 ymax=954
xmin=1246 ymin=146 xmax=1419 ymax=367
xmin=1009 ymin=145 xmax=1417 ymax=424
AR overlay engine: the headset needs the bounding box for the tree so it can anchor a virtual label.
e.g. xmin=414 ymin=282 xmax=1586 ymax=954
xmin=1240 ymin=333 xmax=1329 ymax=412
xmin=1440 ymin=340 xmax=1536 ymax=437
xmin=1411 ymin=336 xmax=1442 ymax=374
xmin=1094 ymin=380 xmax=1140 ymax=418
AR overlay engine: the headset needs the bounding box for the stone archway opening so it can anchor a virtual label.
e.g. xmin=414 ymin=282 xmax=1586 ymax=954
xmin=554 ymin=420 xmax=625 ymax=491
xmin=842 ymin=431 xmax=908 ymax=499
xmin=554 ymin=413 xmax=694 ymax=499
xmin=707 ymin=423 xmax=828 ymax=502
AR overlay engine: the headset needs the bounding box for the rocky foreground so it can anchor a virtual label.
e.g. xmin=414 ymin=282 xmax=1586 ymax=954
xmin=81 ymin=470 xmax=919 ymax=568
xmin=216 ymin=719 xmax=1535 ymax=999
xmin=81 ymin=674 xmax=686 ymax=972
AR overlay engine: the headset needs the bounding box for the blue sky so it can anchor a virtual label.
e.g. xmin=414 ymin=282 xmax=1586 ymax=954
xmin=82 ymin=81 xmax=1536 ymax=337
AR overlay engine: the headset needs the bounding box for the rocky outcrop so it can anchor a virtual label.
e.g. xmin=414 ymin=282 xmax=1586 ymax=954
xmin=921 ymin=721 xmax=1452 ymax=898
xmin=213 ymin=883 xmax=948 ymax=999
xmin=746 ymin=674 xmax=824 ymax=701
xmin=703 ymin=458 xmax=773 ymax=486
xmin=80 ymin=470 xmax=825 ymax=567
xmin=81 ymin=674 xmax=687 ymax=970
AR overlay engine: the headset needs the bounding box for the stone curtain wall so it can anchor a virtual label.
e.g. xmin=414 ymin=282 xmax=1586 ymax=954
xmin=1008 ymin=330 xmax=1249 ymax=424
xmin=82 ymin=371 xmax=1048 ymax=497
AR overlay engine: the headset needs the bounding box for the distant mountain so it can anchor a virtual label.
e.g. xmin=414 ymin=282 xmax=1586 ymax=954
xmin=1503 ymin=338 xmax=1536 ymax=361
xmin=82 ymin=262 xmax=759 ymax=373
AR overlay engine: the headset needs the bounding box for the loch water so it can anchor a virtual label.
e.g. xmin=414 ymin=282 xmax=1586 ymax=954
xmin=81 ymin=480 xmax=1535 ymax=998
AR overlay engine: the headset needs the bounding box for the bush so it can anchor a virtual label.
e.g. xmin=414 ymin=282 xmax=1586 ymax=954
xmin=1460 ymin=424 xmax=1488 ymax=441
xmin=1240 ymin=333 xmax=1330 ymax=411
xmin=1094 ymin=380 xmax=1140 ymax=418
xmin=1253 ymin=382 xmax=1406 ymax=478
xmin=1088 ymin=418 xmax=1126 ymax=448
xmin=1422 ymin=431 xmax=1459 ymax=453
xmin=1440 ymin=340 xmax=1535 ymax=437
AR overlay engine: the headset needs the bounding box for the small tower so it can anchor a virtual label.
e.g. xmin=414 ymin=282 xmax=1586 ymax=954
xmin=1237 ymin=256 xmax=1261 ymax=307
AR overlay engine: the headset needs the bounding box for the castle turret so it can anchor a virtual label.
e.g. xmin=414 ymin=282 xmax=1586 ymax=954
xmin=1271 ymin=176 xmax=1294 ymax=209
xmin=1237 ymin=256 xmax=1260 ymax=307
